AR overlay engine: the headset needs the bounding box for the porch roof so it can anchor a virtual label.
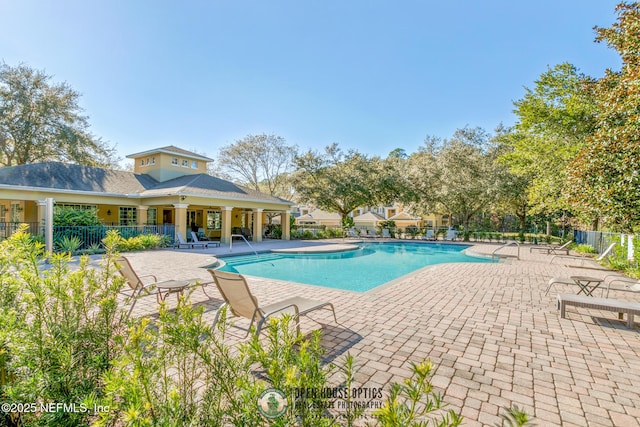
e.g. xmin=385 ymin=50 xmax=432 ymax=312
xmin=0 ymin=162 xmax=292 ymax=206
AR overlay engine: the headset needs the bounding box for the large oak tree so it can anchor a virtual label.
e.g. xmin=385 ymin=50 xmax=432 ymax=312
xmin=0 ymin=63 xmax=117 ymax=167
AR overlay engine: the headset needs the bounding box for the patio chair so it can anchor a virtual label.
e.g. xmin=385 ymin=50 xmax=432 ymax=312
xmin=604 ymin=276 xmax=640 ymax=298
xmin=346 ymin=228 xmax=359 ymax=239
xmin=359 ymin=229 xmax=369 ymax=238
xmin=381 ymin=228 xmax=392 ymax=239
xmin=421 ymin=230 xmax=435 ymax=241
xmin=549 ymin=243 xmax=616 ymax=268
xmin=208 ymin=269 xmax=337 ymax=336
xmin=367 ymin=229 xmax=380 ymax=238
xmin=444 ymin=228 xmax=458 ymax=241
xmin=191 ymin=231 xmax=220 ymax=248
xmin=176 ymin=231 xmax=207 ymax=249
xmin=530 ymin=240 xmax=572 ymax=255
xmin=116 ymin=256 xmax=211 ymax=316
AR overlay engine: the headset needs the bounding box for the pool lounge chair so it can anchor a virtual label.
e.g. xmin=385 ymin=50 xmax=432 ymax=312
xmin=117 ymin=256 xmax=211 ymax=316
xmin=346 ymin=228 xmax=360 ymax=239
xmin=530 ymin=240 xmax=572 ymax=255
xmin=550 ymin=243 xmax=616 ymax=268
xmin=208 ymin=269 xmax=337 ymax=336
xmin=444 ymin=228 xmax=458 ymax=241
xmin=381 ymin=228 xmax=392 ymax=239
xmin=421 ymin=230 xmax=436 ymax=241
xmin=604 ymin=276 xmax=640 ymax=298
xmin=191 ymin=231 xmax=221 ymax=248
xmin=176 ymin=231 xmax=207 ymax=249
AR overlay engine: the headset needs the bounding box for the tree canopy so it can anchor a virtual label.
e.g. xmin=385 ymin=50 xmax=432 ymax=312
xmin=496 ymin=63 xmax=597 ymax=216
xmin=0 ymin=63 xmax=118 ymax=167
xmin=568 ymin=2 xmax=640 ymax=231
xmin=215 ymin=133 xmax=298 ymax=198
xmin=292 ymin=144 xmax=393 ymax=224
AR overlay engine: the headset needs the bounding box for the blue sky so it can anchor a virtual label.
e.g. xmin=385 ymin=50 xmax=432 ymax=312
xmin=0 ymin=1 xmax=623 ymax=162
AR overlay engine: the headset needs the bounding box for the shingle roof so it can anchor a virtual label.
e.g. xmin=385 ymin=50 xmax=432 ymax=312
xmin=0 ymin=162 xmax=157 ymax=194
xmin=140 ymin=173 xmax=291 ymax=204
xmin=0 ymin=162 xmax=291 ymax=205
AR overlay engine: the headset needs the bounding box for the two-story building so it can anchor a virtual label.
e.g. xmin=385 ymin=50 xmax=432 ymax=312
xmin=0 ymin=146 xmax=294 ymax=243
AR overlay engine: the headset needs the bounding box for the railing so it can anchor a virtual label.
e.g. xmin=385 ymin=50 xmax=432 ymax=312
xmin=52 ymin=224 xmax=176 ymax=250
xmin=0 ymin=222 xmax=41 ymax=239
xmin=230 ymin=234 xmax=258 ymax=255
xmin=492 ymin=240 xmax=520 ymax=261
xmin=573 ymin=230 xmax=631 ymax=254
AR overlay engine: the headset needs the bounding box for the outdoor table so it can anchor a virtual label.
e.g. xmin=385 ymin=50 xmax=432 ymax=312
xmin=156 ymin=280 xmax=191 ymax=302
xmin=570 ymin=276 xmax=604 ymax=297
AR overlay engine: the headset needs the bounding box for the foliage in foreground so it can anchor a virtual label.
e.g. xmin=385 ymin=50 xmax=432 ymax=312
xmin=0 ymin=228 xmax=534 ymax=426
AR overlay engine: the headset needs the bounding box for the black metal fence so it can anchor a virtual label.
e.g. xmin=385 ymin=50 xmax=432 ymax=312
xmin=52 ymin=224 xmax=176 ymax=250
xmin=0 ymin=222 xmax=176 ymax=250
xmin=0 ymin=222 xmax=41 ymax=239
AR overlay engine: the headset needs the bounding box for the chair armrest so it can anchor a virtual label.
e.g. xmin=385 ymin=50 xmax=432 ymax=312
xmin=138 ymin=273 xmax=158 ymax=282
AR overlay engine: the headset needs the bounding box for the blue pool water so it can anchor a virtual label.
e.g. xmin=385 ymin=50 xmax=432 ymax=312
xmin=216 ymin=242 xmax=493 ymax=292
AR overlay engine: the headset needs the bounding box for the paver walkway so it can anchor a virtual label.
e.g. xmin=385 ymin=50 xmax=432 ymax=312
xmin=121 ymin=240 xmax=640 ymax=426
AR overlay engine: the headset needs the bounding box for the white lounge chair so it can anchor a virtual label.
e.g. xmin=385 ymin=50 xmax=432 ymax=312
xmin=530 ymin=240 xmax=572 ymax=254
xmin=381 ymin=228 xmax=392 ymax=239
xmin=176 ymin=231 xmax=207 ymax=249
xmin=550 ymin=243 xmax=616 ymax=268
xmin=191 ymin=231 xmax=220 ymax=248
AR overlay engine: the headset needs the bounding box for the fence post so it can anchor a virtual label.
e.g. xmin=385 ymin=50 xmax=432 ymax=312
xmin=628 ymin=235 xmax=635 ymax=261
xmin=45 ymin=197 xmax=54 ymax=254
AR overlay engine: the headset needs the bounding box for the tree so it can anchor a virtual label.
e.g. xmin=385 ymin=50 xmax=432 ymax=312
xmin=406 ymin=127 xmax=497 ymax=229
xmin=497 ymin=63 xmax=597 ymax=217
xmin=0 ymin=63 xmax=118 ymax=167
xmin=568 ymin=2 xmax=640 ymax=231
xmin=215 ymin=134 xmax=298 ymax=198
xmin=292 ymin=144 xmax=392 ymax=224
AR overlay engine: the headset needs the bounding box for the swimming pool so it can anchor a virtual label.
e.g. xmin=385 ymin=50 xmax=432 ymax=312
xmin=215 ymin=242 xmax=493 ymax=292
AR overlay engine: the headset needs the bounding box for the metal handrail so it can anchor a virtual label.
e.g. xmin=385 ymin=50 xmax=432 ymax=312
xmin=230 ymin=234 xmax=257 ymax=255
xmin=492 ymin=240 xmax=520 ymax=261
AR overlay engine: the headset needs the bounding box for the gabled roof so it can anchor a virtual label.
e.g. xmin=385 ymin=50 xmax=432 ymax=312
xmin=353 ymin=211 xmax=385 ymax=222
xmin=140 ymin=173 xmax=291 ymax=204
xmin=0 ymin=162 xmax=292 ymax=205
xmin=388 ymin=211 xmax=420 ymax=221
xmin=126 ymin=145 xmax=214 ymax=162
xmin=0 ymin=162 xmax=157 ymax=194
xmin=300 ymin=209 xmax=341 ymax=221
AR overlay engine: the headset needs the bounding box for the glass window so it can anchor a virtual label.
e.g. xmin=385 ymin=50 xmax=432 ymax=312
xmin=207 ymin=210 xmax=221 ymax=230
xmin=191 ymin=160 xmax=198 ymax=169
xmin=182 ymin=159 xmax=188 ymax=167
xmin=119 ymin=207 xmax=137 ymax=226
xmin=151 ymin=156 xmax=156 ymax=165
xmin=147 ymin=208 xmax=157 ymax=225
xmin=171 ymin=157 xmax=178 ymax=165
xmin=140 ymin=159 xmax=144 ymax=166
xmin=54 ymin=204 xmax=98 ymax=213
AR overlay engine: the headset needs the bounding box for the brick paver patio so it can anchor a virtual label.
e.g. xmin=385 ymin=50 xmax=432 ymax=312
xmin=119 ymin=239 xmax=640 ymax=426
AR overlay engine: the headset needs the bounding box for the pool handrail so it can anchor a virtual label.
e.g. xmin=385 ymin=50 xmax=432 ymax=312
xmin=492 ymin=240 xmax=520 ymax=261
xmin=230 ymin=234 xmax=257 ymax=255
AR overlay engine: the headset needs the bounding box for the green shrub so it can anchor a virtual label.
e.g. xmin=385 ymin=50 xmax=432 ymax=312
xmin=53 ymin=208 xmax=102 ymax=226
xmin=54 ymin=234 xmax=82 ymax=254
xmin=0 ymin=226 xmax=128 ymax=426
xmin=571 ymin=243 xmax=597 ymax=254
